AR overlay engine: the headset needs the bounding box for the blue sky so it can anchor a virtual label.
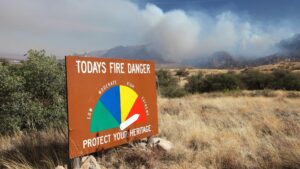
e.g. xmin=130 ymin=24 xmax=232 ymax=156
xmin=0 ymin=0 xmax=299 ymax=59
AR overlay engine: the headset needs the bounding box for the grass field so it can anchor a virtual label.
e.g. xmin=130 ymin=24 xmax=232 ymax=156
xmin=158 ymin=92 xmax=300 ymax=169
xmin=1 ymin=91 xmax=300 ymax=169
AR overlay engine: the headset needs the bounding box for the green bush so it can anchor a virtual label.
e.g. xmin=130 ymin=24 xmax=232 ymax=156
xmin=271 ymin=70 xmax=300 ymax=90
xmin=184 ymin=73 xmax=203 ymax=93
xmin=203 ymin=73 xmax=243 ymax=92
xmin=186 ymin=72 xmax=243 ymax=93
xmin=0 ymin=50 xmax=66 ymax=135
xmin=239 ymin=70 xmax=273 ymax=90
xmin=22 ymin=49 xmax=65 ymax=101
xmin=156 ymin=69 xmax=186 ymax=97
xmin=185 ymin=70 xmax=300 ymax=94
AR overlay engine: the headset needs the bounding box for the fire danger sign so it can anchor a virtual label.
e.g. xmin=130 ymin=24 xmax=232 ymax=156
xmin=65 ymin=56 xmax=158 ymax=159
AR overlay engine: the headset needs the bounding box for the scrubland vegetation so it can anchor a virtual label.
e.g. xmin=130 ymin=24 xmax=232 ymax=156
xmin=157 ymin=68 xmax=300 ymax=98
xmin=1 ymin=93 xmax=299 ymax=169
xmin=1 ymin=50 xmax=300 ymax=168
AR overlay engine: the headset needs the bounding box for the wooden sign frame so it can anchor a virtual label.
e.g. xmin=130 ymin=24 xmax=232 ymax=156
xmin=65 ymin=56 xmax=158 ymax=159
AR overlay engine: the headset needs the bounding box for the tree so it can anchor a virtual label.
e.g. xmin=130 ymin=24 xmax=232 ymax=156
xmin=0 ymin=50 xmax=67 ymax=134
xmin=239 ymin=70 xmax=273 ymax=90
xmin=271 ymin=69 xmax=300 ymax=90
xmin=185 ymin=72 xmax=203 ymax=93
xmin=156 ymin=69 xmax=186 ymax=97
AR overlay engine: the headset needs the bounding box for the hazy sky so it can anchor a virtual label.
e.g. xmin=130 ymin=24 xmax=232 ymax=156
xmin=0 ymin=0 xmax=299 ymax=59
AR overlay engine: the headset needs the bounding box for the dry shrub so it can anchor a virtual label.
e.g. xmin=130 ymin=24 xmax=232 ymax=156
xmin=216 ymin=150 xmax=246 ymax=169
xmin=0 ymin=130 xmax=68 ymax=169
xmin=287 ymin=91 xmax=300 ymax=98
xmin=95 ymin=146 xmax=182 ymax=169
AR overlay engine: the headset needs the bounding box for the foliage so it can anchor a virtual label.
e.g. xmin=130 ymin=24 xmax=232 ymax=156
xmin=185 ymin=72 xmax=243 ymax=93
xmin=22 ymin=49 xmax=65 ymax=101
xmin=175 ymin=68 xmax=189 ymax=78
xmin=0 ymin=50 xmax=66 ymax=134
xmin=156 ymin=69 xmax=186 ymax=97
xmin=202 ymin=73 xmax=243 ymax=92
xmin=184 ymin=72 xmax=203 ymax=93
xmin=239 ymin=70 xmax=273 ymax=90
xmin=271 ymin=69 xmax=300 ymax=90
xmin=185 ymin=70 xmax=300 ymax=93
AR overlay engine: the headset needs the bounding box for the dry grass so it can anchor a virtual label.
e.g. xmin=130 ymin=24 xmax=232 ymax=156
xmin=0 ymin=130 xmax=68 ymax=169
xmin=251 ymin=61 xmax=300 ymax=72
xmin=158 ymin=94 xmax=300 ymax=169
xmin=1 ymin=92 xmax=300 ymax=169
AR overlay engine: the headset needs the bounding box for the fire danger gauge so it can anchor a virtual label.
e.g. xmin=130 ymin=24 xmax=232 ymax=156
xmin=90 ymin=85 xmax=147 ymax=132
xmin=66 ymin=56 xmax=158 ymax=159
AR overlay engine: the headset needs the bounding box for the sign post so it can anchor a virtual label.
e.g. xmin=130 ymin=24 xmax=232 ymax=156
xmin=65 ymin=56 xmax=158 ymax=159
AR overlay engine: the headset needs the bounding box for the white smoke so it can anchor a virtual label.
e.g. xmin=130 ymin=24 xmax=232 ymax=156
xmin=141 ymin=4 xmax=296 ymax=61
xmin=0 ymin=0 xmax=297 ymax=59
xmin=142 ymin=4 xmax=200 ymax=60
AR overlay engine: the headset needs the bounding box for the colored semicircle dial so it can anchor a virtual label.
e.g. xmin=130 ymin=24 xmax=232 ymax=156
xmin=90 ymin=85 xmax=146 ymax=133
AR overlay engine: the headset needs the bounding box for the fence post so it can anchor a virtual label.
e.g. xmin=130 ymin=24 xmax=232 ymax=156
xmin=71 ymin=157 xmax=80 ymax=169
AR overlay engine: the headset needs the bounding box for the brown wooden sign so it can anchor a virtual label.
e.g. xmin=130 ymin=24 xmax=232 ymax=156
xmin=65 ymin=56 xmax=158 ymax=159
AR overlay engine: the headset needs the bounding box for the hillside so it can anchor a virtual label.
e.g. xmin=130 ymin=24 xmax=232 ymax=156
xmin=88 ymin=34 xmax=300 ymax=68
xmin=167 ymin=61 xmax=300 ymax=78
xmin=87 ymin=45 xmax=169 ymax=64
xmin=86 ymin=44 xmax=300 ymax=69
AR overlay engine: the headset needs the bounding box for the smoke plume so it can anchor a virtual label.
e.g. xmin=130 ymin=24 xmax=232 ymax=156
xmin=0 ymin=0 xmax=298 ymax=59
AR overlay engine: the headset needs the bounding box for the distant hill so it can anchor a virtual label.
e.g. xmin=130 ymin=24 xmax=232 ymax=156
xmin=192 ymin=51 xmax=241 ymax=69
xmin=0 ymin=52 xmax=25 ymax=64
xmin=86 ymin=44 xmax=300 ymax=69
xmin=245 ymin=34 xmax=300 ymax=67
xmin=87 ymin=46 xmax=244 ymax=68
xmin=87 ymin=45 xmax=169 ymax=64
xmin=247 ymin=53 xmax=300 ymax=67
xmin=0 ymin=52 xmax=24 ymax=60
xmin=278 ymin=33 xmax=300 ymax=53
xmin=191 ymin=34 xmax=300 ymax=68
xmin=83 ymin=34 xmax=300 ymax=69
xmin=190 ymin=50 xmax=300 ymax=69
